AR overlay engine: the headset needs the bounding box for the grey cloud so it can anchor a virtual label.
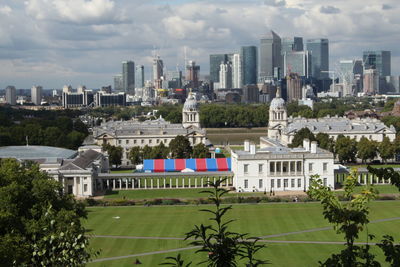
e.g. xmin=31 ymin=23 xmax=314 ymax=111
xmin=382 ymin=4 xmax=392 ymax=10
xmin=264 ymin=0 xmax=286 ymax=7
xmin=320 ymin=5 xmax=341 ymax=14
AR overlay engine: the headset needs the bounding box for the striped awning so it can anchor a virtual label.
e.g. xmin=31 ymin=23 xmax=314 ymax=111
xmin=143 ymin=158 xmax=231 ymax=172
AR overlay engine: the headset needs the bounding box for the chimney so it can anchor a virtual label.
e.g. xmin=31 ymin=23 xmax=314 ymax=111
xmin=250 ymin=143 xmax=256 ymax=155
xmin=303 ymin=139 xmax=310 ymax=151
xmin=244 ymin=140 xmax=250 ymax=152
xmin=310 ymin=141 xmax=317 ymax=153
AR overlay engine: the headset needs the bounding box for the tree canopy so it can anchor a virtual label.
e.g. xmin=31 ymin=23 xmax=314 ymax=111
xmin=289 ymin=127 xmax=316 ymax=148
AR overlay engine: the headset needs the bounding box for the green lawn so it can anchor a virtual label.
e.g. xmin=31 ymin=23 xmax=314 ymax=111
xmin=110 ymin=169 xmax=135 ymax=174
xmin=336 ymin=184 xmax=400 ymax=195
xmin=85 ymin=201 xmax=400 ymax=266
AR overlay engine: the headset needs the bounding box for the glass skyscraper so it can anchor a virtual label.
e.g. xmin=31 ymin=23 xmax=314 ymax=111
xmin=306 ymin=39 xmax=329 ymax=79
xmin=122 ymin=60 xmax=135 ymax=94
xmin=363 ymin=51 xmax=391 ymax=77
xmin=240 ymin=46 xmax=257 ymax=85
xmin=259 ymin=30 xmax=282 ymax=80
xmin=209 ymin=54 xmax=228 ymax=83
xmin=281 ymin=37 xmax=303 ymax=55
xmin=135 ymin=65 xmax=144 ymax=89
xmin=283 ymin=51 xmax=311 ymax=78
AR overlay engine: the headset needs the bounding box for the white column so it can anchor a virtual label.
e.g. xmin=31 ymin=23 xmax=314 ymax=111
xmin=176 ymin=178 xmax=179 ymax=188
xmin=157 ymin=179 xmax=160 ymax=189
xmin=164 ymin=178 xmax=166 ymax=188
xmin=119 ymin=179 xmax=121 ymax=189
xmin=213 ymin=177 xmax=216 ymax=184
xmin=195 ymin=178 xmax=197 ymax=188
xmin=188 ymin=178 xmax=191 ymax=188
xmin=207 ymin=177 xmax=210 ymax=187
xmin=132 ymin=179 xmax=135 ymax=189
xmin=201 ymin=178 xmax=203 ymax=187
xmin=80 ymin=177 xmax=84 ymax=196
xmin=107 ymin=179 xmax=110 ymax=189
xmin=138 ymin=179 xmax=141 ymax=188
xmin=126 ymin=179 xmax=128 ymax=189
xmin=113 ymin=179 xmax=116 ymax=189
xmin=145 ymin=179 xmax=147 ymax=189
xmin=151 ymin=179 xmax=154 ymax=189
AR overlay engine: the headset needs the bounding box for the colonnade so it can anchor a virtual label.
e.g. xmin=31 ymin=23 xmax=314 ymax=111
xmin=334 ymin=172 xmax=392 ymax=185
xmin=94 ymin=176 xmax=233 ymax=191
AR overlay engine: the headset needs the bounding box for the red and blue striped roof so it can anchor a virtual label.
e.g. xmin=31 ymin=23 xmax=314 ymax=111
xmin=143 ymin=158 xmax=231 ymax=172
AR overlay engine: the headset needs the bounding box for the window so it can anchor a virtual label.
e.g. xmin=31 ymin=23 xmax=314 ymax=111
xmin=149 ymin=139 xmax=152 ymax=144
xmin=126 ymin=140 xmax=129 ymax=144
xmin=258 ymin=164 xmax=263 ymax=173
xmin=271 ymin=179 xmax=274 ymax=188
xmin=296 ymin=161 xmax=302 ymax=172
xmin=134 ymin=140 xmax=137 ymax=144
xmin=259 ymin=179 xmax=263 ymax=189
xmin=118 ymin=140 xmax=121 ymax=144
xmin=308 ymin=163 xmax=313 ymax=172
xmin=164 ymin=139 xmax=167 ymax=143
xmin=157 ymin=139 xmax=160 ymax=143
xmin=270 ymin=162 xmax=275 ymax=173
xmin=323 ymin=178 xmax=327 ymax=187
xmin=244 ymin=179 xmax=248 ymax=189
xmin=276 ymin=162 xmax=281 ymax=173
xmin=291 ymin=179 xmax=295 ymax=188
xmin=323 ymin=163 xmax=328 ymax=172
xmin=297 ymin=179 xmax=301 ymax=188
xmin=244 ymin=164 xmax=249 ymax=174
xmin=141 ymin=139 xmax=144 ymax=144
xmin=277 ymin=179 xmax=281 ymax=188
xmin=284 ymin=179 xmax=288 ymax=188
xmin=84 ymin=184 xmax=88 ymax=192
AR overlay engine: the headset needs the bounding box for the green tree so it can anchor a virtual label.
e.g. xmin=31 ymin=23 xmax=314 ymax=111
xmin=316 ymin=132 xmax=335 ymax=153
xmin=66 ymin=130 xmax=86 ymax=150
xmin=142 ymin=145 xmax=153 ymax=160
xmin=335 ymin=135 xmax=357 ymax=163
xmin=192 ymin=143 xmax=210 ymax=158
xmin=169 ymin=136 xmax=193 ymax=159
xmin=103 ymin=144 xmax=123 ymax=168
xmin=357 ymin=137 xmax=378 ymax=163
xmin=0 ymin=159 xmax=95 ymax=265
xmin=289 ymin=127 xmax=316 ymax=148
xmin=43 ymin=127 xmax=63 ymax=147
xmin=128 ymin=146 xmax=142 ymax=165
xmin=308 ymin=170 xmax=380 ymax=266
xmin=151 ymin=142 xmax=169 ymax=159
xmin=378 ymin=137 xmax=395 ymax=163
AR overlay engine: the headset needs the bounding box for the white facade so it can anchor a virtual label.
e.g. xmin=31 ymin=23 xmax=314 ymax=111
xmin=219 ymin=62 xmax=232 ymax=89
xmin=182 ymin=91 xmax=200 ymax=128
xmin=232 ymin=53 xmax=242 ymax=88
xmin=31 ymin=85 xmax=43 ymax=105
xmin=231 ymin=139 xmax=335 ymax=192
xmin=5 ymin=86 xmax=16 ymax=105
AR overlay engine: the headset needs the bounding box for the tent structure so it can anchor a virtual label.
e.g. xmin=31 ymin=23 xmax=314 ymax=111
xmin=143 ymin=158 xmax=231 ymax=173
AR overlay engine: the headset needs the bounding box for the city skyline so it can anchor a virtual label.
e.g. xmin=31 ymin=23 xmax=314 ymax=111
xmin=0 ymin=0 xmax=399 ymax=88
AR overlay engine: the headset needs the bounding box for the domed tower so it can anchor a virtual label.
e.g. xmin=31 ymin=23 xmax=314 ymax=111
xmin=268 ymin=87 xmax=288 ymax=140
xmin=182 ymin=91 xmax=200 ymax=128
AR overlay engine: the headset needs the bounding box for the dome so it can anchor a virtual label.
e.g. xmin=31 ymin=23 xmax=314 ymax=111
xmin=270 ymin=97 xmax=285 ymax=109
xmin=183 ymin=92 xmax=198 ymax=111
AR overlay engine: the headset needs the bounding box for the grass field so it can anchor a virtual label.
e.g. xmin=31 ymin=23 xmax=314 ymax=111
xmin=85 ymin=200 xmax=400 ymax=266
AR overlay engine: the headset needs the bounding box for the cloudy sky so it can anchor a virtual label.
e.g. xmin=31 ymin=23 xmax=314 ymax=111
xmin=0 ymin=0 xmax=399 ymax=89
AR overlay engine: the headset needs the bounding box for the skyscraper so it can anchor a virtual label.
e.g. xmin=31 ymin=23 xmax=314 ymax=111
xmin=135 ymin=65 xmax=145 ymax=89
xmin=113 ymin=74 xmax=123 ymax=91
xmin=232 ymin=54 xmax=242 ymax=88
xmin=5 ymin=86 xmax=16 ymax=105
xmin=186 ymin=60 xmax=200 ymax=89
xmin=281 ymin=37 xmax=303 ymax=54
xmin=210 ymin=54 xmax=228 ymax=84
xmin=240 ymin=46 xmax=257 ymax=86
xmin=219 ymin=62 xmax=232 ymax=89
xmin=283 ymin=51 xmax=312 ymax=78
xmin=286 ymin=73 xmax=303 ymax=102
xmin=31 ymin=85 xmax=42 ymax=105
xmin=306 ymin=39 xmax=329 ymax=79
xmin=153 ymin=56 xmax=164 ymax=89
xmin=122 ymin=61 xmax=135 ymax=94
xmin=259 ymin=30 xmax=282 ymax=80
xmin=363 ymin=51 xmax=391 ymax=77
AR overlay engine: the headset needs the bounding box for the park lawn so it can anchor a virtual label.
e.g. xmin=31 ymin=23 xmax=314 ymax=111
xmin=335 ymin=184 xmax=400 ymax=195
xmin=110 ymin=169 xmax=135 ymax=174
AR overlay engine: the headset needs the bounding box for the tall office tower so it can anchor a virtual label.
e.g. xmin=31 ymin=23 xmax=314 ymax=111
xmin=363 ymin=69 xmax=379 ymax=94
xmin=259 ymin=30 xmax=282 ymax=80
xmin=63 ymin=85 xmax=72 ymax=93
xmin=232 ymin=54 xmax=242 ymax=88
xmin=286 ymin=73 xmax=303 ymax=102
xmin=240 ymin=46 xmax=257 ymax=86
xmin=166 ymin=70 xmax=183 ymax=89
xmin=283 ymin=51 xmax=312 ymax=78
xmin=363 ymin=51 xmax=391 ymax=77
xmin=135 ymin=65 xmax=145 ymax=89
xmin=338 ymin=60 xmax=359 ymax=96
xmin=219 ymin=62 xmax=232 ymax=89
xmin=281 ymin=37 xmax=303 ymax=54
xmin=31 ymin=85 xmax=42 ymax=105
xmin=122 ymin=61 xmax=135 ymax=94
xmin=5 ymin=86 xmax=16 ymax=105
xmin=186 ymin=60 xmax=200 ymax=89
xmin=209 ymin=54 xmax=228 ymax=84
xmin=306 ymin=39 xmax=329 ymax=79
xmin=77 ymin=85 xmax=86 ymax=94
xmin=113 ymin=74 xmax=123 ymax=91
xmin=153 ymin=56 xmax=164 ymax=89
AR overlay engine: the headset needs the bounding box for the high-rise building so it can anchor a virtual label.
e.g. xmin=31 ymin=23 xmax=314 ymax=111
xmin=219 ymin=62 xmax=232 ymax=89
xmin=186 ymin=60 xmax=200 ymax=89
xmin=281 ymin=37 xmax=303 ymax=54
xmin=135 ymin=65 xmax=145 ymax=89
xmin=31 ymin=85 xmax=42 ymax=105
xmin=166 ymin=70 xmax=183 ymax=89
xmin=240 ymin=46 xmax=257 ymax=86
xmin=283 ymin=51 xmax=311 ymax=78
xmin=63 ymin=85 xmax=72 ymax=93
xmin=153 ymin=56 xmax=164 ymax=89
xmin=259 ymin=30 xmax=282 ymax=80
xmin=5 ymin=86 xmax=16 ymax=105
xmin=232 ymin=54 xmax=242 ymax=88
xmin=363 ymin=51 xmax=391 ymax=77
xmin=113 ymin=74 xmax=123 ymax=91
xmin=286 ymin=73 xmax=303 ymax=102
xmin=122 ymin=61 xmax=135 ymax=94
xmin=210 ymin=54 xmax=228 ymax=84
xmin=306 ymin=39 xmax=329 ymax=79
xmin=363 ymin=69 xmax=379 ymax=95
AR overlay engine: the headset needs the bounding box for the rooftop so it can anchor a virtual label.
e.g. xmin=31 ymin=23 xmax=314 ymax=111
xmin=0 ymin=146 xmax=77 ymax=161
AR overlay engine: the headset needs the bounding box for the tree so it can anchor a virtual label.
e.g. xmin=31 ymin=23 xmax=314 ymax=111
xmin=0 ymin=159 xmax=96 ymax=265
xmin=316 ymin=132 xmax=335 ymax=153
xmin=163 ymin=179 xmax=268 ymax=266
xmin=103 ymin=144 xmax=123 ymax=168
xmin=128 ymin=146 xmax=142 ymax=166
xmin=335 ymin=135 xmax=357 ymax=163
xmin=289 ymin=127 xmax=316 ymax=148
xmin=357 ymin=137 xmax=378 ymax=163
xmin=43 ymin=127 xmax=63 ymax=147
xmin=379 ymin=137 xmax=395 ymax=163
xmin=192 ymin=143 xmax=210 ymax=158
xmin=308 ymin=170 xmax=380 ymax=266
xmin=151 ymin=142 xmax=169 ymax=159
xmin=169 ymin=136 xmax=193 ymax=159
xmin=142 ymin=145 xmax=153 ymax=160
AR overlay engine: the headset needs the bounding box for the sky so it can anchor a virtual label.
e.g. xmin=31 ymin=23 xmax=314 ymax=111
xmin=0 ymin=0 xmax=399 ymax=89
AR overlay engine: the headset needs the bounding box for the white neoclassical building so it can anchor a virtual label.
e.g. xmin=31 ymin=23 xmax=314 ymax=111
xmin=266 ymin=88 xmax=396 ymax=145
xmin=91 ymin=92 xmax=207 ymax=167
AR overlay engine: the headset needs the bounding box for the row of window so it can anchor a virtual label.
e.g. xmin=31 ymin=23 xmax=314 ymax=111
xmin=118 ymin=138 xmax=170 ymax=145
xmin=243 ymin=162 xmax=329 ymax=175
xmin=243 ymin=178 xmax=328 ymax=189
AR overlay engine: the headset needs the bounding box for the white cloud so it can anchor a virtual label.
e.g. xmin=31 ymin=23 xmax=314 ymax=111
xmin=0 ymin=5 xmax=12 ymax=16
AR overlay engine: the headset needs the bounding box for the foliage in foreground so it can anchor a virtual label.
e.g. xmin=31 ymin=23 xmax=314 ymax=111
xmin=161 ymin=179 xmax=268 ymax=266
xmin=0 ymin=159 xmax=96 ymax=266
